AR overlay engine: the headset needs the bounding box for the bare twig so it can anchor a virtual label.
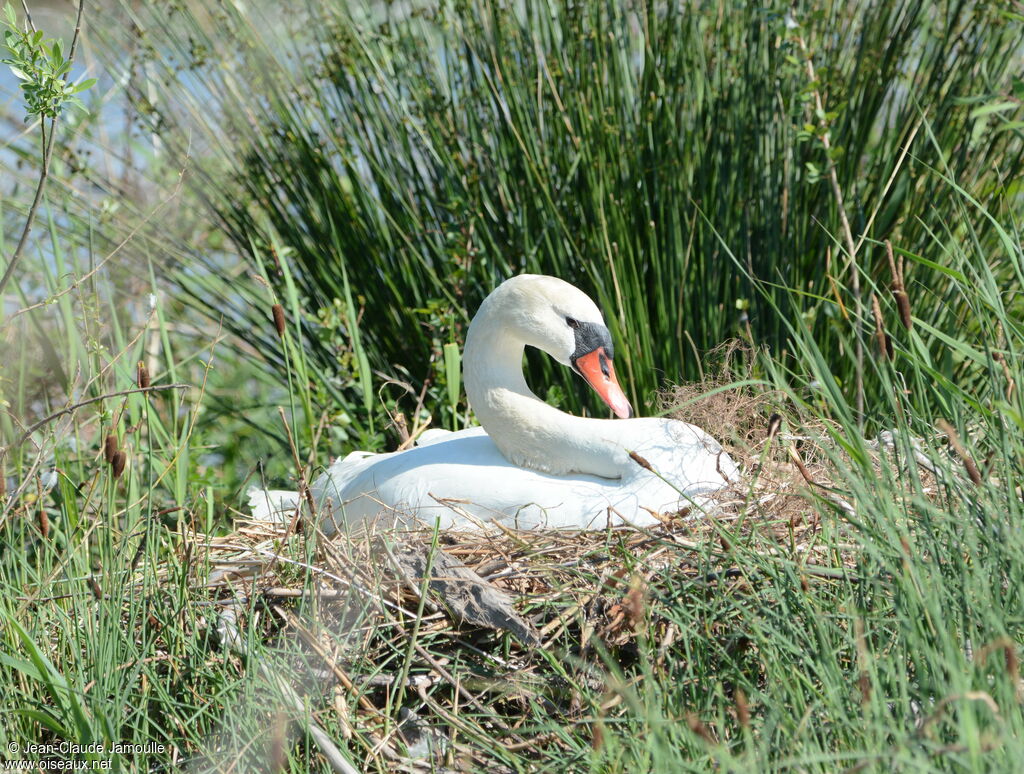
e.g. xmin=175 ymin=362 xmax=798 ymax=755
xmin=10 ymin=166 xmax=185 ymax=322
xmin=1 ymin=383 xmax=189 ymax=459
xmin=0 ymin=0 xmax=87 ymax=298
xmin=18 ymin=0 xmax=36 ymax=33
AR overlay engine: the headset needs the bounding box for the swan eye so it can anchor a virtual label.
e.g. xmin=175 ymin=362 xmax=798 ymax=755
xmin=566 ymin=317 xmax=580 ymax=329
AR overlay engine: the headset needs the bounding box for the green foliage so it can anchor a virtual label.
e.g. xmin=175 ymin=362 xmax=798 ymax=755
xmin=1 ymin=3 xmax=94 ymax=122
xmin=0 ymin=0 xmax=1021 ymax=769
xmin=123 ymin=0 xmax=1022 ymax=449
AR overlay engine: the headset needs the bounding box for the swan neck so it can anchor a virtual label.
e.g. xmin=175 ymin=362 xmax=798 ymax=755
xmin=464 ymin=314 xmax=533 ymax=401
xmin=464 ymin=305 xmax=625 ymax=478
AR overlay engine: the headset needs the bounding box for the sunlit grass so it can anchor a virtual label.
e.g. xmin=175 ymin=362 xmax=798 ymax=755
xmin=0 ymin=0 xmax=1022 ymax=770
xmin=118 ymin=0 xmax=1023 ymax=442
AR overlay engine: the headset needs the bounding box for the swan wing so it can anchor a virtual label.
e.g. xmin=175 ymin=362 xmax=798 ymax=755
xmin=310 ymin=422 xmax=734 ymax=533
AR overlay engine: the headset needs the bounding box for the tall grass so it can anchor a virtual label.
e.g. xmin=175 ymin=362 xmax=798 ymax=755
xmin=0 ymin=0 xmax=1021 ymax=770
xmin=118 ymin=0 xmax=1023 ymax=438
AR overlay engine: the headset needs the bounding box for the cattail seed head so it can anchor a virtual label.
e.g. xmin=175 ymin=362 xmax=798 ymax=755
xmin=993 ymin=353 xmax=1016 ymax=401
xmin=111 ymin=450 xmax=127 ymax=479
xmin=137 ymin=361 xmax=151 ymax=389
xmin=88 ymin=577 xmax=103 ymax=600
xmin=624 ymin=577 xmax=646 ymax=630
xmin=270 ymin=710 xmax=288 ymax=773
xmin=272 ymin=304 xmax=286 ymax=338
xmin=104 ymin=434 xmax=118 ymax=464
xmin=893 ymin=290 xmax=913 ymax=331
xmin=1004 ymin=643 xmax=1020 ymax=691
xmin=886 ymin=241 xmax=913 ymax=330
xmin=686 ymin=712 xmax=716 ymax=744
xmin=38 ymin=506 xmax=49 ymax=539
xmin=628 ymin=450 xmax=653 ymax=471
xmin=858 ymin=670 xmax=872 ymax=704
xmin=734 ymin=687 xmax=750 ymax=728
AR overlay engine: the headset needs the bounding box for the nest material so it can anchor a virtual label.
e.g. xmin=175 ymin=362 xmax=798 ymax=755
xmin=193 ymin=362 xmax=954 ymax=770
xmin=193 ymin=376 xmax=918 ymax=770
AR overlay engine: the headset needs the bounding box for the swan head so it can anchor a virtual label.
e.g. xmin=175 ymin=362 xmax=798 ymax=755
xmin=470 ymin=274 xmax=633 ymax=419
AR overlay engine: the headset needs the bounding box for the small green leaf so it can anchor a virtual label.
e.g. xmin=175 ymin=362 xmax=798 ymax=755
xmin=993 ymin=120 xmax=1024 ymax=135
xmin=969 ymin=101 xmax=1018 ymax=119
xmin=443 ymin=341 xmax=461 ymax=419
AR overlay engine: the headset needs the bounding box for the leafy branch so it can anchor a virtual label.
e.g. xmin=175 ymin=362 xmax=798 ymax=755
xmin=0 ymin=0 xmax=92 ymax=298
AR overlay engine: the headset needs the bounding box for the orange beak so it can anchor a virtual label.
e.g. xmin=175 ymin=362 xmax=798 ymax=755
xmin=574 ymin=347 xmax=632 ymax=419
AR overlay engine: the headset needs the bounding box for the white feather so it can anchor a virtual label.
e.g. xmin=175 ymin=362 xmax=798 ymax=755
xmin=250 ymin=275 xmax=738 ymax=533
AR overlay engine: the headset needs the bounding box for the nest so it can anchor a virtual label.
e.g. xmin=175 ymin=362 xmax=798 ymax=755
xmin=186 ymin=370 xmax=913 ymax=771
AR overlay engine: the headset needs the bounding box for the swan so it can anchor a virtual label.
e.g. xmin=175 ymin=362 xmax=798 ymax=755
xmin=249 ymin=275 xmax=738 ymax=532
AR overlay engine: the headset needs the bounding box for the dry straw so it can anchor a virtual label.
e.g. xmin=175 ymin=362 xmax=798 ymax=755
xmin=192 ymin=379 xmax=923 ymax=769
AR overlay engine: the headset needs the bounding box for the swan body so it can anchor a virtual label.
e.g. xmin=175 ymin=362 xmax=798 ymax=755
xmin=249 ymin=275 xmax=738 ymax=533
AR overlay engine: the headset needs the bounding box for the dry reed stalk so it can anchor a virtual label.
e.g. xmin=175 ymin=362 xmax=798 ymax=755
xmin=886 ymin=240 xmax=913 ymax=331
xmin=870 ymin=293 xmax=892 ymax=360
xmin=936 ymin=420 xmax=983 ymax=486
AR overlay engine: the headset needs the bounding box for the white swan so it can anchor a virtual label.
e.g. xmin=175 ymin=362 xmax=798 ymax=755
xmin=250 ymin=275 xmax=738 ymax=532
